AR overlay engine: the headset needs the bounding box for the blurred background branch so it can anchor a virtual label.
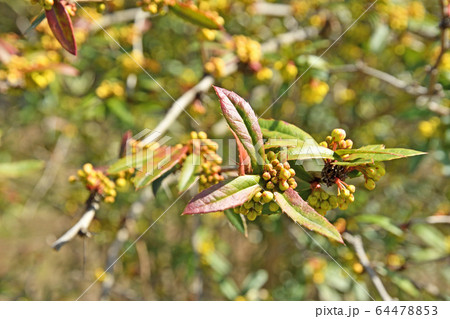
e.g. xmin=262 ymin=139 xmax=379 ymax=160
xmin=343 ymin=232 xmax=393 ymax=301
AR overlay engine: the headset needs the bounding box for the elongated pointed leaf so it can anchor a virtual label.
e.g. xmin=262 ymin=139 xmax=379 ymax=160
xmin=274 ymin=189 xmax=343 ymax=243
xmin=178 ymin=152 xmax=200 ymax=192
xmin=259 ymin=118 xmax=316 ymax=142
xmin=171 ymin=3 xmax=224 ymax=30
xmin=335 ymin=147 xmax=426 ymax=162
xmin=108 ymin=144 xmax=187 ymax=174
xmin=214 ymin=86 xmax=264 ymax=172
xmin=333 ymin=158 xmax=375 ymax=167
xmin=0 ymin=160 xmax=45 ymax=178
xmin=133 ymin=145 xmax=189 ymax=189
xmin=355 ymin=215 xmax=403 ymax=237
xmin=230 ymin=129 xmax=251 ymax=175
xmin=152 ymin=167 xmax=175 ymax=196
xmin=287 ymin=145 xmax=334 ymax=162
xmin=182 ymin=175 xmax=262 ymax=215
xmin=224 ymin=210 xmax=248 ymax=237
xmin=25 ymin=11 xmax=46 ymax=35
xmin=264 ymin=138 xmax=299 ymax=149
xmin=45 ymin=1 xmax=77 ymax=55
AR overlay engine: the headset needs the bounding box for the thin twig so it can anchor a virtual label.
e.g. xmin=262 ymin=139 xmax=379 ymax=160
xmin=331 ymin=62 xmax=429 ymax=96
xmin=126 ymin=9 xmax=148 ymax=92
xmin=402 ymin=215 xmax=450 ymax=228
xmin=52 ymin=192 xmax=101 ymax=250
xmin=427 ymin=0 xmax=449 ymax=94
xmin=343 ymin=232 xmax=393 ymax=301
xmin=331 ymin=62 xmax=449 ymax=116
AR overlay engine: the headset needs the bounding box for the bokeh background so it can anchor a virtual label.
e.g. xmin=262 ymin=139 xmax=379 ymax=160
xmin=0 ymin=0 xmax=449 ymax=300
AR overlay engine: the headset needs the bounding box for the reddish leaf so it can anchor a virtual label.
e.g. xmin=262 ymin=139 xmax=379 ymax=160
xmin=133 ymin=145 xmax=189 ymax=189
xmin=182 ymin=175 xmax=262 ymax=215
xmin=230 ymin=129 xmax=251 ymax=176
xmin=274 ymin=188 xmax=343 ymax=243
xmin=213 ymin=86 xmax=265 ymax=172
xmin=45 ymin=1 xmax=77 ymax=55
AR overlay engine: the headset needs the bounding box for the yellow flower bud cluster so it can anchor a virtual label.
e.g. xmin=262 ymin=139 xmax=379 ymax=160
xmin=408 ymin=1 xmax=425 ymax=20
xmin=291 ymin=0 xmax=311 ymax=18
xmin=387 ymin=5 xmax=408 ymax=31
xmin=200 ymin=28 xmax=217 ymax=41
xmin=129 ymin=137 xmax=160 ymax=155
xmin=418 ymin=117 xmax=441 ymax=138
xmin=307 ymin=187 xmax=337 ymax=215
xmin=95 ymin=80 xmax=125 ymax=99
xmin=336 ymin=182 xmax=356 ymax=210
xmin=319 ymin=128 xmax=353 ymax=150
xmin=263 ymin=151 xmax=297 ymax=192
xmin=59 ymin=1 xmax=77 ymax=16
xmin=137 ymin=0 xmax=173 ymax=14
xmin=204 ymin=57 xmax=226 ymax=77
xmin=233 ymin=35 xmax=262 ymax=64
xmin=234 ymin=190 xmax=279 ymax=221
xmin=120 ymin=51 xmax=147 ymax=75
xmin=96 ymin=2 xmax=106 ymax=13
xmin=255 ymin=67 xmax=273 ymax=81
xmin=189 ymin=131 xmax=224 ymax=191
xmin=232 ymin=151 xmax=296 ymax=221
xmin=279 ymin=62 xmax=298 ymax=81
xmin=360 ymin=162 xmax=385 ymax=191
xmin=70 ymin=163 xmax=117 ymax=203
xmin=38 ymin=0 xmax=54 ymax=10
xmin=0 ymin=53 xmax=59 ymax=89
xmin=301 ymin=79 xmax=329 ymax=105
xmin=307 ymin=181 xmax=355 ymax=215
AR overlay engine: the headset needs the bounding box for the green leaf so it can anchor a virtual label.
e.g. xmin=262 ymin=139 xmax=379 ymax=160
xmin=390 ymin=273 xmax=420 ymax=298
xmin=219 ymin=278 xmax=240 ymax=300
xmin=287 ymin=145 xmax=334 ymax=162
xmin=356 ymin=215 xmax=404 ymax=237
xmin=205 ymin=251 xmax=231 ymax=276
xmin=182 ymin=175 xmax=262 ymax=215
xmin=133 ymin=145 xmax=189 ymax=189
xmin=258 ymin=118 xmax=316 ymax=143
xmin=45 ymin=1 xmax=77 ymax=55
xmin=152 ymin=167 xmax=175 ymax=196
xmin=264 ymin=138 xmax=299 ymax=149
xmin=108 ymin=144 xmax=186 ymax=175
xmin=214 ymin=86 xmax=265 ymax=172
xmin=224 ymin=210 xmax=247 ymax=236
xmin=274 ymin=189 xmax=343 ymax=243
xmin=333 ymin=158 xmax=375 ymax=167
xmin=0 ymin=160 xmax=45 ymax=178
xmin=241 ymin=270 xmax=268 ymax=293
xmin=177 ymin=152 xmax=200 ymax=192
xmin=106 ymin=98 xmax=135 ymax=125
xmin=411 ymin=224 xmax=447 ymax=253
xmin=335 ymin=147 xmax=426 ymax=162
xmin=25 ymin=11 xmax=46 ymax=35
xmin=296 ymin=55 xmax=328 ymax=70
xmin=170 ymin=2 xmax=223 ymax=30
